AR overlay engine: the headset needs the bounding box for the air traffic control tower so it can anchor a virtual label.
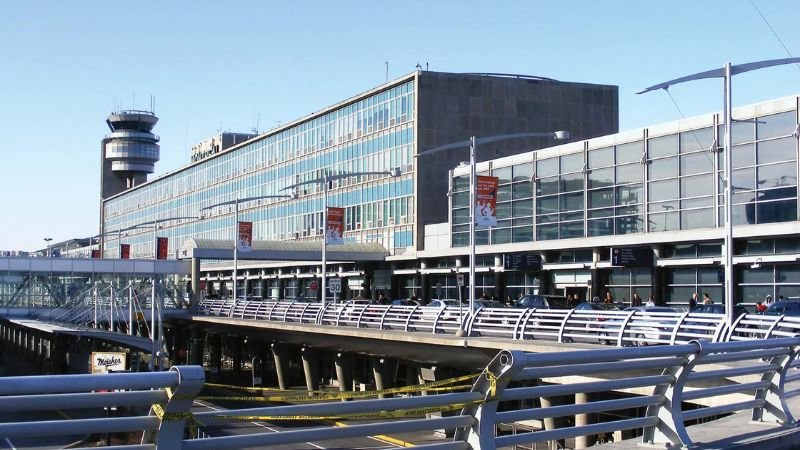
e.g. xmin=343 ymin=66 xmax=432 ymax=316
xmin=101 ymin=110 xmax=160 ymax=199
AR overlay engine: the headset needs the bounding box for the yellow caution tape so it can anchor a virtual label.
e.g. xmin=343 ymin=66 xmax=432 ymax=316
xmin=201 ymin=373 xmax=479 ymax=403
xmin=212 ymin=401 xmax=481 ymax=422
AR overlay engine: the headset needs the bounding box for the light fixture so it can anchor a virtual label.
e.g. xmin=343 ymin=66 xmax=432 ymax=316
xmin=751 ymin=257 xmax=763 ymax=269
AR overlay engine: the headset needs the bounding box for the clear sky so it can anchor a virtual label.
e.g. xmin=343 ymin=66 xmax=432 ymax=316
xmin=2 ymin=1 xmax=799 ymax=252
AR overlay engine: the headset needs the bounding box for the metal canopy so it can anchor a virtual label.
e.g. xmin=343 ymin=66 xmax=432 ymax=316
xmin=178 ymin=238 xmax=389 ymax=262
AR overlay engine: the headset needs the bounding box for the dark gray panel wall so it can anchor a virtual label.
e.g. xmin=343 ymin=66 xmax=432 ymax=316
xmin=415 ymin=72 xmax=619 ymax=250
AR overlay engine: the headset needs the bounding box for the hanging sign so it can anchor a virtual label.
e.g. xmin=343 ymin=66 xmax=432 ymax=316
xmin=326 ymin=207 xmax=345 ymax=245
xmin=119 ymin=244 xmax=130 ymax=259
xmin=90 ymin=351 xmax=127 ymax=374
xmin=238 ymin=221 xmax=253 ymax=253
xmin=156 ymin=237 xmax=169 ymax=260
xmin=475 ymin=176 xmax=499 ymax=227
xmin=91 ymin=249 xmax=101 ymax=259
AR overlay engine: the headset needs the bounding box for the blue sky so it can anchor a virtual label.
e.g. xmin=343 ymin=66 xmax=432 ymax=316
xmin=2 ymin=1 xmax=799 ymax=252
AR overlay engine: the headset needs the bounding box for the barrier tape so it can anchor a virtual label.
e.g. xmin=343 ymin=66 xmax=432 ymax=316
xmin=212 ymin=401 xmax=481 ymax=422
xmin=200 ymin=373 xmax=479 ymax=402
xmin=198 ymin=384 xmax=475 ymax=402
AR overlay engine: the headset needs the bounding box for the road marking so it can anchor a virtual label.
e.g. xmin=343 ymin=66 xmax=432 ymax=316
xmin=194 ymin=400 xmax=326 ymax=449
xmin=334 ymin=420 xmax=408 ymax=447
xmin=4 ymin=438 xmax=16 ymax=450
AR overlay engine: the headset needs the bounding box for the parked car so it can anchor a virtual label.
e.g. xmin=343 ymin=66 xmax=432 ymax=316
xmin=575 ymin=302 xmax=622 ymax=345
xmin=764 ymin=300 xmax=800 ymax=317
xmin=472 ymin=299 xmax=507 ymax=310
xmin=391 ymin=298 xmax=421 ymax=306
xmin=690 ymin=303 xmax=749 ymax=317
xmin=597 ymin=306 xmax=677 ymax=346
xmin=513 ymin=294 xmax=571 ymax=310
xmin=426 ymin=299 xmax=465 ymax=319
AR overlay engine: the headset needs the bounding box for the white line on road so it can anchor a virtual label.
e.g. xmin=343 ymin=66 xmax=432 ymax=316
xmin=194 ymin=400 xmax=327 ymax=449
xmin=3 ymin=438 xmax=16 ymax=450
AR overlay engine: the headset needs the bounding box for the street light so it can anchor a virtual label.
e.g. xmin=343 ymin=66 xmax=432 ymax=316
xmin=200 ymin=195 xmax=296 ymax=302
xmin=638 ymin=57 xmax=800 ymax=328
xmin=417 ymin=131 xmax=569 ymax=334
xmin=281 ymin=168 xmax=401 ymax=310
xmin=43 ymin=237 xmax=52 ymax=257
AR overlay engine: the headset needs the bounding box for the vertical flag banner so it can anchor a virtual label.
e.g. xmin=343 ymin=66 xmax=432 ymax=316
xmin=91 ymin=249 xmax=101 ymax=259
xmin=238 ymin=221 xmax=253 ymax=253
xmin=156 ymin=237 xmax=169 ymax=260
xmin=326 ymin=207 xmax=345 ymax=245
xmin=475 ymin=175 xmax=499 ymax=227
xmin=120 ymin=244 xmax=131 ymax=259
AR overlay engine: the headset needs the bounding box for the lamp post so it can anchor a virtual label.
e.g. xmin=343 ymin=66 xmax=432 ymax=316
xmin=417 ymin=131 xmax=569 ymax=332
xmin=281 ymin=169 xmax=401 ymax=310
xmin=43 ymin=237 xmax=53 ymax=257
xmin=201 ymin=195 xmax=295 ymax=303
xmin=638 ymin=57 xmax=800 ymax=328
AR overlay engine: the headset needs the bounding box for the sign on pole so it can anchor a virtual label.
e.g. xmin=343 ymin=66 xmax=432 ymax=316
xmin=326 ymin=207 xmax=345 ymax=245
xmin=328 ymin=277 xmax=342 ymax=293
xmin=119 ymin=244 xmax=130 ymax=259
xmin=156 ymin=237 xmax=169 ymax=260
xmin=475 ymin=176 xmax=499 ymax=227
xmin=238 ymin=221 xmax=253 ymax=253
xmin=91 ymin=352 xmax=127 ymax=374
xmin=457 ymin=273 xmax=465 ymax=287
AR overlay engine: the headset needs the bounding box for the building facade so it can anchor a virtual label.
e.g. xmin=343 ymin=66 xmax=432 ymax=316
xmin=99 ymin=71 xmax=618 ymax=301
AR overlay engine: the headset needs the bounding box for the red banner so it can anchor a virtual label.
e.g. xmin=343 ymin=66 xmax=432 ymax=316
xmin=91 ymin=249 xmax=101 ymax=259
xmin=476 ymin=176 xmax=499 ymax=227
xmin=237 ymin=221 xmax=253 ymax=253
xmin=156 ymin=237 xmax=169 ymax=260
xmin=120 ymin=244 xmax=130 ymax=259
xmin=326 ymin=207 xmax=345 ymax=245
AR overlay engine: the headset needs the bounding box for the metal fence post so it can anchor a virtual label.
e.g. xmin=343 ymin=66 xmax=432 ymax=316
xmin=454 ymin=349 xmax=526 ymax=449
xmin=144 ymin=365 xmax=205 ymax=448
xmin=752 ymin=338 xmax=800 ymax=424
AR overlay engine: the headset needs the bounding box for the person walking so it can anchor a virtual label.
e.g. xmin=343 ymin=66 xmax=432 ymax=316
xmin=689 ymin=292 xmax=698 ymax=310
xmin=604 ymin=291 xmax=614 ymax=304
xmin=646 ymin=296 xmax=655 ymax=307
xmin=631 ymin=292 xmax=642 ymax=307
xmin=703 ymin=293 xmax=713 ymax=305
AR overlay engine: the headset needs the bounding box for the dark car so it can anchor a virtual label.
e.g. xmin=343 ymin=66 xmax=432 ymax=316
xmin=691 ymin=303 xmax=748 ymax=317
xmin=575 ymin=302 xmax=620 ymax=312
xmin=514 ymin=294 xmax=572 ymax=310
xmin=764 ymin=300 xmax=800 ymax=316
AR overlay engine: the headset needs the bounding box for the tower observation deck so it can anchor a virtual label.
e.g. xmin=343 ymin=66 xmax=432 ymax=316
xmin=101 ymin=110 xmax=160 ymax=198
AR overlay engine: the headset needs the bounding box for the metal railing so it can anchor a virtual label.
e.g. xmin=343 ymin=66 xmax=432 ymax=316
xmin=0 ymin=338 xmax=798 ymax=449
xmin=198 ymin=298 xmax=800 ymax=345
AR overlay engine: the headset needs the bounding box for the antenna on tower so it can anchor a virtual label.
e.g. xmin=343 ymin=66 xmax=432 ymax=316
xmin=252 ymin=113 xmax=261 ymax=134
xmin=385 ymin=61 xmax=389 ymax=82
xmin=151 ymin=95 xmax=156 ymax=113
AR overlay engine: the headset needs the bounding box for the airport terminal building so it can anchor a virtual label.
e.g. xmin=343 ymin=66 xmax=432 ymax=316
xmin=98 ymin=70 xmax=800 ymax=308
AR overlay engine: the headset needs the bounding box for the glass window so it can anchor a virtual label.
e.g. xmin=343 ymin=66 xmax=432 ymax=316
xmin=731 ymin=120 xmax=754 ymax=145
xmin=680 ymin=152 xmax=713 ymax=176
xmin=616 ymin=164 xmax=642 ymax=184
xmin=588 ymin=218 xmax=613 ymax=236
xmin=649 ymin=156 xmax=678 ymax=180
xmin=649 ymin=179 xmax=679 ymax=202
xmin=732 ymin=144 xmax=755 ymax=169
xmin=536 ymin=176 xmax=559 ymax=196
xmin=537 ymin=196 xmax=558 ymax=215
xmin=561 ymin=192 xmax=584 ymax=211
xmin=757 ymin=137 xmax=795 ymax=165
xmin=732 ymin=168 xmax=755 ymax=192
xmin=588 ymin=146 xmax=613 ymax=168
xmin=560 ymin=221 xmax=583 ymax=239
xmin=758 ymin=162 xmax=797 ymax=189
xmin=513 ymin=162 xmax=533 ymax=182
xmin=680 ymin=174 xmax=713 ymax=198
xmin=588 ymin=167 xmax=614 ymax=189
xmin=616 ymin=184 xmax=642 ymax=205
xmin=560 ymin=153 xmax=583 ymax=173
xmin=512 ymin=226 xmax=533 ymax=242
xmin=494 ymin=166 xmax=512 ymax=184
xmin=537 ymin=224 xmax=558 ymax=241
xmin=648 ymin=134 xmax=678 ymax=159
xmin=680 ymin=127 xmax=713 ymax=153
xmin=616 ymin=141 xmax=643 ymax=164
xmin=588 ymin=189 xmax=613 ymax=209
xmin=536 ymin=158 xmax=558 ymax=178
xmin=512 ymin=182 xmax=533 ymax=199
xmin=512 ymin=200 xmax=533 ymax=217
xmin=681 ymin=208 xmax=714 ymax=230
xmin=561 ymin=172 xmax=584 ymax=192
xmin=757 ymin=111 xmax=796 ymax=140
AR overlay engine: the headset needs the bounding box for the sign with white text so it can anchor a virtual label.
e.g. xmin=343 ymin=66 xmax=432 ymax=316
xmin=326 ymin=207 xmax=345 ymax=245
xmin=238 ymin=221 xmax=253 ymax=253
xmin=475 ymin=176 xmax=498 ymax=227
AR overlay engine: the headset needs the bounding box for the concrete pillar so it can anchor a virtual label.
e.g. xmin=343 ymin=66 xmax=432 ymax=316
xmin=189 ymin=327 xmax=205 ymax=366
xmin=652 ymin=245 xmax=665 ymax=306
xmin=421 ymin=272 xmax=430 ymax=304
xmin=207 ymin=333 xmax=222 ymax=381
xmin=335 ymin=352 xmax=354 ymax=398
xmin=191 ymin=257 xmax=201 ymax=309
xmin=540 ymin=395 xmax=567 ymax=450
xmin=371 ymin=358 xmax=398 ymax=399
xmin=301 ymin=346 xmax=319 ymax=393
xmin=575 ymin=392 xmax=590 ymax=449
xmin=271 ymin=343 xmax=288 ymax=390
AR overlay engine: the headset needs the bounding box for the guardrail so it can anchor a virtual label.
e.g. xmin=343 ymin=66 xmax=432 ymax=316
xmin=1 ymin=338 xmax=798 ymax=449
xmin=198 ymin=298 xmax=800 ymax=345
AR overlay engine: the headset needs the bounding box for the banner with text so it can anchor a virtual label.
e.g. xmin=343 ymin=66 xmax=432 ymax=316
xmin=326 ymin=207 xmax=345 ymax=245
xmin=120 ymin=243 xmax=130 ymax=259
xmin=475 ymin=175 xmax=499 ymax=227
xmin=238 ymin=221 xmax=253 ymax=253
xmin=156 ymin=237 xmax=169 ymax=260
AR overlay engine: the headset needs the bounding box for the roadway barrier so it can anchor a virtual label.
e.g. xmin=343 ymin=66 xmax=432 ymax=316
xmin=198 ymin=298 xmax=800 ymax=345
xmin=1 ymin=339 xmax=798 ymax=448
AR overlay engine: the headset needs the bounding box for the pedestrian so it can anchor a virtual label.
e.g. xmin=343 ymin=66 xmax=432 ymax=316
xmin=703 ymin=293 xmax=713 ymax=305
xmin=689 ymin=292 xmax=698 ymax=310
xmin=765 ymin=294 xmax=773 ymax=305
xmin=631 ymin=292 xmax=642 ymax=307
xmin=777 ymin=294 xmax=784 ymax=302
xmin=604 ymin=291 xmax=614 ymax=304
xmin=756 ymin=301 xmax=767 ymax=313
xmin=592 ymin=295 xmax=601 ymax=303
xmin=646 ymin=296 xmax=655 ymax=307
xmin=505 ymin=296 xmax=514 ymax=307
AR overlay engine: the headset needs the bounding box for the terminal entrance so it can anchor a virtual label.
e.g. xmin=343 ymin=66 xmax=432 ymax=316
xmin=560 ymin=286 xmax=589 ymax=303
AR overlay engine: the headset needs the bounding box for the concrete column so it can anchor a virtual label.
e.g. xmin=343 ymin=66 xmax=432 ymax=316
xmin=207 ymin=333 xmax=222 ymax=381
xmin=189 ymin=327 xmax=205 ymax=366
xmin=540 ymin=395 xmax=567 ymax=450
xmin=301 ymin=346 xmax=319 ymax=393
xmin=652 ymin=245 xmax=664 ymax=306
xmin=271 ymin=343 xmax=288 ymax=390
xmin=371 ymin=358 xmax=398 ymax=399
xmin=575 ymin=392 xmax=590 ymax=449
xmin=277 ymin=278 xmax=285 ymax=300
xmin=420 ymin=272 xmax=430 ymax=304
xmin=191 ymin=257 xmax=201 ymax=309
xmin=335 ymin=352 xmax=354 ymax=398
